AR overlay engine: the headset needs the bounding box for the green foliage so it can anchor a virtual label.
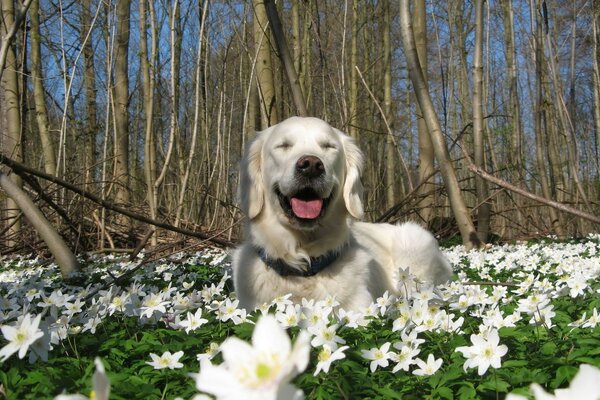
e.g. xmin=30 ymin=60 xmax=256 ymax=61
xmin=0 ymin=237 xmax=599 ymax=399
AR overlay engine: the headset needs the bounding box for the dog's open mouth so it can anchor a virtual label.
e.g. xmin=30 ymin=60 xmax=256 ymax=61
xmin=276 ymin=186 xmax=330 ymax=221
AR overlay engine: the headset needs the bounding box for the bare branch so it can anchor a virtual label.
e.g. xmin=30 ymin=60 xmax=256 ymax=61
xmin=0 ymin=172 xmax=80 ymax=278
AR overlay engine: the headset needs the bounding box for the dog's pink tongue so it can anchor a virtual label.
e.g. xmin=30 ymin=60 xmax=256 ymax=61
xmin=290 ymin=198 xmax=323 ymax=219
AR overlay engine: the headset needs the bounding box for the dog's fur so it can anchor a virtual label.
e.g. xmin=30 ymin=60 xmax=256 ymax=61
xmin=233 ymin=117 xmax=451 ymax=311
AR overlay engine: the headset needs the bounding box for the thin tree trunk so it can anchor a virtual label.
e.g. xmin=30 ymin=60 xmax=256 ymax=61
xmin=472 ymin=0 xmax=490 ymax=242
xmin=30 ymin=0 xmax=55 ymax=176
xmin=113 ymin=0 xmax=131 ymax=225
xmin=253 ymin=0 xmax=278 ymax=128
xmin=348 ymin=0 xmax=359 ymax=139
xmin=383 ymin=0 xmax=395 ymax=208
xmin=531 ymin=0 xmax=564 ymax=237
xmin=1 ymin=0 xmax=23 ymax=246
xmin=139 ymin=0 xmax=157 ymax=245
xmin=501 ymin=0 xmax=523 ymax=176
xmin=0 ymin=173 xmax=79 ymax=278
xmin=264 ymin=0 xmax=307 ymax=116
xmin=175 ymin=0 xmax=208 ymax=226
xmin=400 ymin=0 xmax=480 ymax=249
xmin=81 ymin=0 xmax=97 ymax=185
xmin=414 ymin=0 xmax=435 ymax=225
xmin=593 ymin=1 xmax=600 ymax=171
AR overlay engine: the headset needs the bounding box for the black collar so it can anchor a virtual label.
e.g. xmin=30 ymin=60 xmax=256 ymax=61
xmin=255 ymin=245 xmax=346 ymax=277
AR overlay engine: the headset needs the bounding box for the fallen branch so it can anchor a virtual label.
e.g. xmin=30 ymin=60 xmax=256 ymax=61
xmin=466 ymin=158 xmax=600 ymax=225
xmin=0 ymin=172 xmax=80 ymax=278
xmin=1 ymin=153 xmax=236 ymax=248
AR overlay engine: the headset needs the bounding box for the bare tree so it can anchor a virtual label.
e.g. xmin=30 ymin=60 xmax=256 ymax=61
xmin=253 ymin=0 xmax=279 ymax=128
xmin=472 ymin=0 xmax=490 ymax=242
xmin=400 ymin=0 xmax=480 ymax=249
xmin=81 ymin=0 xmax=98 ymax=184
xmin=30 ymin=0 xmax=55 ymax=176
xmin=413 ymin=0 xmax=435 ymax=225
xmin=113 ymin=0 xmax=131 ymax=225
xmin=1 ymin=0 xmax=24 ymax=246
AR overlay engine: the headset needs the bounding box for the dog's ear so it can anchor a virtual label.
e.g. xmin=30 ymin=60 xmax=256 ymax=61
xmin=239 ymin=132 xmax=266 ymax=219
xmin=338 ymin=130 xmax=364 ymax=219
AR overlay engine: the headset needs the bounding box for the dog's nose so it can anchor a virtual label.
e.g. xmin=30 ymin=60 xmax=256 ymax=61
xmin=296 ymin=155 xmax=325 ymax=178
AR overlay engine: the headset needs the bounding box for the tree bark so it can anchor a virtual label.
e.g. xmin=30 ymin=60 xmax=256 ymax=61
xmin=1 ymin=0 xmax=23 ymax=246
xmin=113 ymin=0 xmax=131 ymax=224
xmin=253 ymin=0 xmax=279 ymax=128
xmin=472 ymin=0 xmax=490 ymax=242
xmin=400 ymin=0 xmax=480 ymax=249
xmin=413 ymin=0 xmax=435 ymax=225
xmin=264 ymin=0 xmax=307 ymax=117
xmin=502 ymin=0 xmax=523 ymax=174
xmin=139 ymin=0 xmax=157 ymax=244
xmin=594 ymin=0 xmax=600 ymax=170
xmin=80 ymin=0 xmax=97 ymax=184
xmin=348 ymin=0 xmax=359 ymax=139
xmin=0 ymin=173 xmax=80 ymax=278
xmin=30 ymin=0 xmax=56 ymax=176
xmin=383 ymin=0 xmax=395 ymax=208
xmin=531 ymin=0 xmax=564 ymax=237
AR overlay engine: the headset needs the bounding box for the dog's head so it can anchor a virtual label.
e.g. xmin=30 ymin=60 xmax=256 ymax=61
xmin=239 ymin=117 xmax=364 ymax=230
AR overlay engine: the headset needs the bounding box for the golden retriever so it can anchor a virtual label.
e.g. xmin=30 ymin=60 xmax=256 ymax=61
xmin=233 ymin=116 xmax=451 ymax=311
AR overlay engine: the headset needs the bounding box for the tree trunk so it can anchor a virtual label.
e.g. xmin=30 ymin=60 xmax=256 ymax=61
xmin=81 ymin=0 xmax=97 ymax=185
xmin=1 ymin=0 xmax=23 ymax=246
xmin=139 ymin=0 xmax=157 ymax=244
xmin=264 ymin=0 xmax=307 ymax=117
xmin=383 ymin=0 xmax=395 ymax=209
xmin=0 ymin=173 xmax=79 ymax=278
xmin=593 ymin=1 xmax=600 ymax=171
xmin=30 ymin=0 xmax=55 ymax=176
xmin=413 ymin=0 xmax=435 ymax=225
xmin=113 ymin=0 xmax=131 ymax=225
xmin=348 ymin=0 xmax=359 ymax=139
xmin=400 ymin=0 xmax=480 ymax=249
xmin=253 ymin=0 xmax=278 ymax=128
xmin=472 ymin=0 xmax=490 ymax=242
xmin=501 ymin=0 xmax=523 ymax=177
xmin=531 ymin=0 xmax=564 ymax=237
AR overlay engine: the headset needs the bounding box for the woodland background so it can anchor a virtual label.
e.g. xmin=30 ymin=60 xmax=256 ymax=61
xmin=0 ymin=0 xmax=599 ymax=257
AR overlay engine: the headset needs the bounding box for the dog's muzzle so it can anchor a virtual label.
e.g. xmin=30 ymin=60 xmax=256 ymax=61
xmin=276 ymin=155 xmax=331 ymax=222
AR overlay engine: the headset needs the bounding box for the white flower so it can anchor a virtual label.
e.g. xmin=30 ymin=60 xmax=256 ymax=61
xmin=180 ymin=309 xmax=209 ymax=334
xmin=455 ymin=329 xmax=508 ymax=375
xmin=375 ymin=291 xmax=395 ymax=316
xmin=400 ymin=329 xmax=425 ymax=350
xmin=197 ymin=342 xmax=220 ymax=364
xmin=308 ymin=322 xmax=346 ymax=350
xmin=314 ymin=345 xmax=348 ymax=375
xmin=218 ymin=298 xmax=243 ymax=324
xmin=582 ymin=308 xmax=600 ymax=329
xmin=391 ymin=344 xmax=420 ymax=373
xmin=361 ymin=342 xmax=394 ymax=373
xmin=412 ymin=354 xmax=443 ymax=376
xmin=276 ymin=304 xmax=301 ymax=328
xmin=529 ymin=364 xmax=600 ymax=399
xmin=336 ymin=308 xmax=367 ymax=328
xmin=54 ymin=357 xmax=110 ymax=400
xmin=146 ymin=351 xmax=184 ymax=370
xmin=193 ymin=315 xmax=310 ymax=400
xmin=0 ymin=313 xmax=45 ymax=362
xmin=139 ymin=292 xmax=170 ymax=319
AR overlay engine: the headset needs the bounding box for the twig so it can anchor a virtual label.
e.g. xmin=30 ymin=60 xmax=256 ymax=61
xmin=0 ymin=0 xmax=34 ymax=82
xmin=1 ymin=153 xmax=236 ymax=247
xmin=355 ymin=66 xmax=414 ymax=191
xmin=464 ymin=153 xmax=600 ymax=225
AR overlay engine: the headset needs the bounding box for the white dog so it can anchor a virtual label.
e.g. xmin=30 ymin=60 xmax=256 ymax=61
xmin=233 ymin=116 xmax=451 ymax=311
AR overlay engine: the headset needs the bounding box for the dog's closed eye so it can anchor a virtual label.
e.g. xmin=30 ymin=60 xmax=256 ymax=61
xmin=275 ymin=142 xmax=292 ymax=150
xmin=320 ymin=141 xmax=337 ymax=150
